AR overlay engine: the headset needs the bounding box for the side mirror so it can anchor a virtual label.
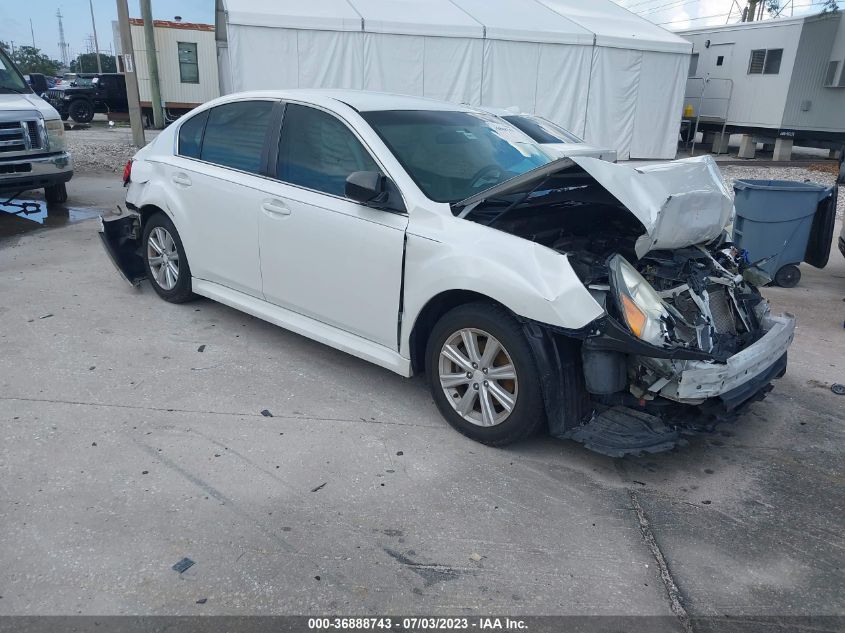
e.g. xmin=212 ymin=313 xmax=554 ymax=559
xmin=345 ymin=171 xmax=384 ymax=204
xmin=345 ymin=171 xmax=406 ymax=213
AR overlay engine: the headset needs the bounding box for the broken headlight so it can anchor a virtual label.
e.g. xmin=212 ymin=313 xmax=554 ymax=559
xmin=608 ymin=254 xmax=673 ymax=346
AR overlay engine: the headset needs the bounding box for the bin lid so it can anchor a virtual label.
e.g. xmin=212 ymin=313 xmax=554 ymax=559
xmin=733 ymin=179 xmax=830 ymax=193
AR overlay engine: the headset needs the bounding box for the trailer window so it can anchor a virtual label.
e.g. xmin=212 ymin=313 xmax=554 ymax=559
xmin=825 ymin=61 xmax=839 ymax=87
xmin=748 ymin=48 xmax=782 ymax=75
xmin=178 ymin=42 xmax=199 ymax=84
xmin=763 ymin=49 xmax=782 ymax=74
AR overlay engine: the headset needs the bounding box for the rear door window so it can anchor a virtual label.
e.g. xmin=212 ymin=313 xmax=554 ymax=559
xmin=276 ymin=104 xmax=380 ymax=196
xmin=177 ymin=110 xmax=209 ymax=159
xmin=200 ymin=100 xmax=274 ymax=174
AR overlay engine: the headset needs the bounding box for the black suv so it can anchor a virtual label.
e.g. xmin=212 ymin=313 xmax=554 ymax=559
xmin=46 ymin=73 xmax=128 ymax=123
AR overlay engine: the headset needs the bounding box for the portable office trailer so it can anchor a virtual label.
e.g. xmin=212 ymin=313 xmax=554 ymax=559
xmin=678 ymin=13 xmax=845 ymax=160
xmin=214 ymin=0 xmax=692 ymax=160
xmin=113 ymin=19 xmax=220 ymax=117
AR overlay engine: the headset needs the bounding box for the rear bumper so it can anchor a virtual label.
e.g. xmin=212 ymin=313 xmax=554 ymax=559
xmin=0 ymin=152 xmax=73 ymax=193
xmin=659 ymin=313 xmax=795 ymax=404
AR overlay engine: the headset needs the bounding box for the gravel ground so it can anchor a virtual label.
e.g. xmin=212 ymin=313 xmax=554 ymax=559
xmin=64 ymin=131 xmax=843 ymax=219
xmin=66 ymin=133 xmax=138 ymax=174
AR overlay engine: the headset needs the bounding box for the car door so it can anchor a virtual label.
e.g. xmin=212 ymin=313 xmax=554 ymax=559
xmin=165 ymin=99 xmax=277 ymax=298
xmin=257 ymin=103 xmax=409 ymax=349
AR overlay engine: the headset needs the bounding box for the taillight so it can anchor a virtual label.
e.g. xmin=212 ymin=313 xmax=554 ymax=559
xmin=122 ymin=159 xmax=133 ymax=185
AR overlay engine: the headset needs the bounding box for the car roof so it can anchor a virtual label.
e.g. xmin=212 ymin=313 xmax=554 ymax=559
xmin=214 ymin=89 xmax=477 ymax=113
xmin=474 ymin=105 xmax=529 ymax=117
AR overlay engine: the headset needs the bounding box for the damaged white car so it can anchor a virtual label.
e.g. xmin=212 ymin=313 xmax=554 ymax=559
xmin=101 ymin=90 xmax=794 ymax=455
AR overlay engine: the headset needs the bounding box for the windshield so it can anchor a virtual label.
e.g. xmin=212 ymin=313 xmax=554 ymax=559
xmin=361 ymin=110 xmax=553 ymax=203
xmin=0 ymin=48 xmax=30 ymax=94
xmin=503 ymin=115 xmax=582 ymax=145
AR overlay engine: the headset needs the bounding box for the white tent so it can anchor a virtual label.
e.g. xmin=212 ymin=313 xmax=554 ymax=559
xmin=215 ymin=0 xmax=691 ymax=159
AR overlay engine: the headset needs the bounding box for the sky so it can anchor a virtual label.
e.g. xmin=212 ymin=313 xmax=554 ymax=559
xmin=0 ymin=0 xmax=214 ymax=62
xmin=612 ymin=0 xmax=836 ymax=31
xmin=0 ymin=0 xmax=838 ymax=63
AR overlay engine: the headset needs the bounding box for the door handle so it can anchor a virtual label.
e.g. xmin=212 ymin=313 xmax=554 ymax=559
xmin=171 ymin=173 xmax=192 ymax=187
xmin=261 ymin=199 xmax=291 ymax=217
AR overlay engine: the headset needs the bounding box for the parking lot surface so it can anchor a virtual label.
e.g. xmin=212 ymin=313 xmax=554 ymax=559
xmin=0 ymin=174 xmax=843 ymax=629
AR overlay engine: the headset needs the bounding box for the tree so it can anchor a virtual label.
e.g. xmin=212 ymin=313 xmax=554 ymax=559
xmin=70 ymin=53 xmax=117 ymax=74
xmin=821 ymin=0 xmax=839 ymax=13
xmin=0 ymin=42 xmax=61 ymax=76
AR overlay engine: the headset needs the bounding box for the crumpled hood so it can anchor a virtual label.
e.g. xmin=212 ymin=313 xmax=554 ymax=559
xmin=571 ymin=155 xmax=734 ymax=258
xmin=0 ymin=92 xmax=61 ymax=119
xmin=455 ymin=154 xmax=734 ymax=259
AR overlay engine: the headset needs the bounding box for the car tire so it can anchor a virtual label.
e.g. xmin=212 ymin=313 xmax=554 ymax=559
xmin=44 ymin=183 xmax=67 ymax=204
xmin=425 ymin=302 xmax=545 ymax=446
xmin=142 ymin=212 xmax=195 ymax=303
xmin=68 ymin=99 xmax=94 ymax=124
xmin=774 ymin=263 xmax=801 ymax=288
xmin=60 ymin=112 xmax=69 ymax=121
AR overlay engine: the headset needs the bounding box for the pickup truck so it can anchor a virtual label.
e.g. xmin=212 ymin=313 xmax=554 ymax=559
xmin=0 ymin=46 xmax=73 ymax=203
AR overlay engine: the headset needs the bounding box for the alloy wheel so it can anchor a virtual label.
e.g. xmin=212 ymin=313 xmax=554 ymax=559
xmin=147 ymin=226 xmax=179 ymax=291
xmin=438 ymin=327 xmax=518 ymax=427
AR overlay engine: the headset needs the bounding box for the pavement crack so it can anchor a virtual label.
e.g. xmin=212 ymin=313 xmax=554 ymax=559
xmin=629 ymin=489 xmax=694 ymax=633
xmin=0 ymin=395 xmax=439 ymax=429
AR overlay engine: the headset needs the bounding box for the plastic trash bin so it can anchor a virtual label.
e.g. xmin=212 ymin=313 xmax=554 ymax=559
xmin=732 ymin=179 xmax=837 ymax=287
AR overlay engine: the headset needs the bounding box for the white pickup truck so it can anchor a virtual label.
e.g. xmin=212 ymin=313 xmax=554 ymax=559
xmin=0 ymin=46 xmax=72 ymax=204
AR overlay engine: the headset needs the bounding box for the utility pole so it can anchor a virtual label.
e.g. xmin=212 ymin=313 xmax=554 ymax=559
xmin=116 ymin=0 xmax=146 ymax=147
xmin=139 ymin=0 xmax=164 ymax=128
xmin=745 ymin=0 xmax=758 ymax=21
xmin=89 ymin=0 xmax=103 ymax=74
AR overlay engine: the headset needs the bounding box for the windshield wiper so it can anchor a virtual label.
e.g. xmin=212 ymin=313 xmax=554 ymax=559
xmin=481 ymin=174 xmax=553 ymax=227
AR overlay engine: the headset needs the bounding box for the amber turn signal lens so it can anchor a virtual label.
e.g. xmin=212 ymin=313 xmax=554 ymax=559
xmin=621 ymin=294 xmax=647 ymax=338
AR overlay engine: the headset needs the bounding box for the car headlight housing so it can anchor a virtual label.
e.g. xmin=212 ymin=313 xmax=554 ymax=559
xmin=608 ymin=254 xmax=672 ymax=346
xmin=45 ymin=118 xmax=66 ymax=151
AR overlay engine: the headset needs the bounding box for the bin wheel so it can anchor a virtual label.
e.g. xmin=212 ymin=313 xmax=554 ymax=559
xmin=774 ymin=264 xmax=801 ymax=288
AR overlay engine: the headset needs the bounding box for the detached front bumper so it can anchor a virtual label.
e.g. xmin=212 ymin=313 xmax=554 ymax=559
xmin=658 ymin=313 xmax=795 ymax=405
xmin=0 ymin=152 xmax=73 ymax=193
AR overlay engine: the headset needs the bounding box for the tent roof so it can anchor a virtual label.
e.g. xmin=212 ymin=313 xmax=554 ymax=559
xmin=535 ymin=0 xmax=691 ymax=53
xmin=221 ymin=0 xmax=691 ymax=52
xmin=450 ymin=0 xmax=594 ymax=45
xmin=223 ymin=0 xmax=362 ymax=31
xmin=351 ymin=0 xmax=483 ymax=38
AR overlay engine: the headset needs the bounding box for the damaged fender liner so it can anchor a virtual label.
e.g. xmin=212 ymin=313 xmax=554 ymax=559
xmin=521 ymin=314 xmax=788 ymax=454
xmin=519 ymin=314 xmax=723 ymax=437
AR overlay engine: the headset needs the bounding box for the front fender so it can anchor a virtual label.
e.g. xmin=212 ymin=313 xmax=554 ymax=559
xmin=400 ymin=221 xmax=604 ymax=357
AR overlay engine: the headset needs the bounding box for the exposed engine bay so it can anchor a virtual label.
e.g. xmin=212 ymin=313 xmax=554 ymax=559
xmin=454 ymin=156 xmax=795 ymax=455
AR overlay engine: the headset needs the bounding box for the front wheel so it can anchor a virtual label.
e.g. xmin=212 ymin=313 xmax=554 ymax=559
xmin=142 ymin=212 xmax=195 ymax=303
xmin=425 ymin=302 xmax=545 ymax=446
xmin=68 ymin=99 xmax=94 ymax=124
xmin=44 ymin=183 xmax=67 ymax=204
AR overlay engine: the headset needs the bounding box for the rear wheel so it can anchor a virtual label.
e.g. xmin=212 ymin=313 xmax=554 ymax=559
xmin=774 ymin=263 xmax=801 ymax=288
xmin=68 ymin=99 xmax=94 ymax=124
xmin=142 ymin=212 xmax=195 ymax=303
xmin=425 ymin=302 xmax=545 ymax=446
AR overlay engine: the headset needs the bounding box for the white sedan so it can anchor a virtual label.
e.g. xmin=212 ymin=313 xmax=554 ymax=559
xmin=475 ymin=106 xmax=617 ymax=162
xmin=101 ymin=90 xmax=794 ymax=455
